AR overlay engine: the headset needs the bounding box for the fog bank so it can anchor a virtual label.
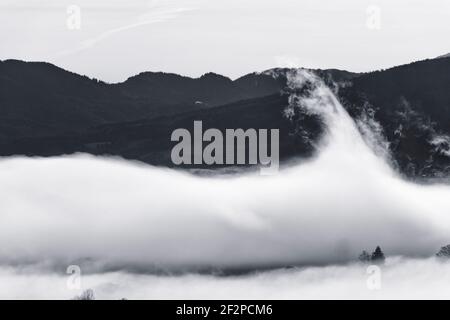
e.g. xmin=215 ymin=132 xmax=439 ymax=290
xmin=2 ymin=258 xmax=450 ymax=299
xmin=0 ymin=70 xmax=449 ymax=273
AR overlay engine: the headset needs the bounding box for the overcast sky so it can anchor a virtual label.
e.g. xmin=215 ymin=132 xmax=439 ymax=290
xmin=1 ymin=0 xmax=449 ymax=82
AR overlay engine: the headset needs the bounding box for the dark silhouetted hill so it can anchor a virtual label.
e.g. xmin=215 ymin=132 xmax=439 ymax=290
xmin=1 ymin=57 xmax=450 ymax=178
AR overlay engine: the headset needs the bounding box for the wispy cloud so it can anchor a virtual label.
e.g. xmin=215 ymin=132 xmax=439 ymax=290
xmin=54 ymin=1 xmax=196 ymax=59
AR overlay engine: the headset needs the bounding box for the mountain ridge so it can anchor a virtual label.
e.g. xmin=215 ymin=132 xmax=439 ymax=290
xmin=1 ymin=57 xmax=450 ymax=178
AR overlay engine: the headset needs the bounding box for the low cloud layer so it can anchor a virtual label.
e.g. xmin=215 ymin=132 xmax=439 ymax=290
xmin=0 ymin=128 xmax=449 ymax=271
xmin=1 ymin=70 xmax=450 ymax=299
xmin=2 ymin=258 xmax=450 ymax=299
xmin=1 ymin=70 xmax=450 ymax=274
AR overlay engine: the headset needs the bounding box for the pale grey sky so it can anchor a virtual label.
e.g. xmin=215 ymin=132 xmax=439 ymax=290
xmin=1 ymin=0 xmax=449 ymax=82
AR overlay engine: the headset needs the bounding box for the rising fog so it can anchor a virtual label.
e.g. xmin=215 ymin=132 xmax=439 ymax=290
xmin=0 ymin=70 xmax=449 ymax=275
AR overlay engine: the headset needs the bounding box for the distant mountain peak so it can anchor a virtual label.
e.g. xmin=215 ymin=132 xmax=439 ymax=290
xmin=125 ymin=71 xmax=191 ymax=83
xmin=199 ymin=72 xmax=232 ymax=82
